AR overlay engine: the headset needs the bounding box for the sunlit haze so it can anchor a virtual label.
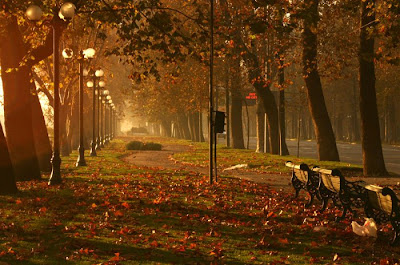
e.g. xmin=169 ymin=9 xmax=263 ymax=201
xmin=0 ymin=77 xmax=3 ymax=127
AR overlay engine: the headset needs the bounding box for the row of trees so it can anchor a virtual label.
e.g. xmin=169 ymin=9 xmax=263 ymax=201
xmin=124 ymin=0 xmax=399 ymax=176
xmin=1 ymin=0 xmax=399 ymax=194
xmin=0 ymin=0 xmax=122 ymax=193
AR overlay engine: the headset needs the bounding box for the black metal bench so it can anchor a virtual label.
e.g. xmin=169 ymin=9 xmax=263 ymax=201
xmin=312 ymin=167 xmax=367 ymax=221
xmin=364 ymin=185 xmax=400 ymax=245
xmin=285 ymin=161 xmax=320 ymax=207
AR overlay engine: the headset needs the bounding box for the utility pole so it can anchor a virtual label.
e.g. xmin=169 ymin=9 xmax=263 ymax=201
xmin=209 ymin=0 xmax=215 ymax=184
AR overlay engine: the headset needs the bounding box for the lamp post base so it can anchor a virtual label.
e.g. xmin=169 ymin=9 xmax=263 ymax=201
xmin=90 ymin=141 xmax=97 ymax=157
xmin=76 ymin=145 xmax=87 ymax=166
xmin=48 ymin=153 xmax=62 ymax=185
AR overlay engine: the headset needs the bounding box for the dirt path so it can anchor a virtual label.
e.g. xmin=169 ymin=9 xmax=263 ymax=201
xmin=122 ymin=141 xmax=292 ymax=190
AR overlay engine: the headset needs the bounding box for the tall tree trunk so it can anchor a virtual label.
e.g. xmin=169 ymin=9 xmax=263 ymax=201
xmin=265 ymin=114 xmax=271 ymax=153
xmin=352 ymin=75 xmax=361 ymax=142
xmin=30 ymin=87 xmax=52 ymax=172
xmin=84 ymin=92 xmax=92 ymax=149
xmin=224 ymin=61 xmax=231 ymax=147
xmin=388 ymin=95 xmax=395 ymax=144
xmin=337 ymin=112 xmax=344 ymax=141
xmin=0 ymin=17 xmax=41 ymax=180
xmin=0 ymin=124 xmax=18 ymax=194
xmin=188 ymin=114 xmax=196 ymax=141
xmin=359 ymin=0 xmax=387 ymax=175
xmin=219 ymin=0 xmax=280 ymax=153
xmin=230 ymin=57 xmax=245 ymax=149
xmin=192 ymin=113 xmax=201 ymax=142
xmin=69 ymin=92 xmax=79 ymax=150
xmin=161 ymin=120 xmax=171 ymax=137
xmin=302 ymin=0 xmax=339 ymax=161
xmin=60 ymin=105 xmax=71 ymax=156
xmin=178 ymin=114 xmax=191 ymax=140
xmin=256 ymin=100 xmax=265 ymax=153
xmin=278 ymin=58 xmax=289 ymax=155
xmin=198 ymin=112 xmax=205 ymax=142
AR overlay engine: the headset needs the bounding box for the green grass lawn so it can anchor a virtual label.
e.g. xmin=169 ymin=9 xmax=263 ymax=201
xmin=172 ymin=140 xmax=365 ymax=177
xmin=0 ymin=138 xmax=398 ymax=264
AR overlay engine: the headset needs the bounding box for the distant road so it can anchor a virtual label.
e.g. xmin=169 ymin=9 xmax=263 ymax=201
xmin=245 ymin=138 xmax=400 ymax=175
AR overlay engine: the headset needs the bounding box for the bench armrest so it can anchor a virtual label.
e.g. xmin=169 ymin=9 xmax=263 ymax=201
xmin=382 ymin=187 xmax=400 ymax=217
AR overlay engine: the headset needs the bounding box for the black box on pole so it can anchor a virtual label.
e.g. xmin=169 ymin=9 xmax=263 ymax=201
xmin=214 ymin=111 xmax=225 ymax=134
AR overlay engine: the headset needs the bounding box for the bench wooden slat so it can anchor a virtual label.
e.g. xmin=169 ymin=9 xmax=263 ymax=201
xmin=365 ymin=185 xmax=392 ymax=215
xmin=320 ymin=173 xmax=340 ymax=193
xmin=294 ymin=168 xmax=308 ymax=183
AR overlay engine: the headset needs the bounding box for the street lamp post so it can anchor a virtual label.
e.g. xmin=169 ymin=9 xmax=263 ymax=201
xmin=88 ymin=69 xmax=104 ymax=156
xmin=97 ymin=81 xmax=106 ymax=150
xmin=27 ymin=3 xmax=76 ymax=185
xmin=87 ymin=80 xmax=96 ymax=156
xmin=105 ymin=96 xmax=112 ymax=145
xmin=101 ymin=90 xmax=109 ymax=146
xmin=110 ymin=105 xmax=114 ymax=140
xmin=104 ymin=99 xmax=108 ymax=145
xmin=111 ymin=106 xmax=115 ymax=139
xmin=63 ymin=48 xmax=95 ymax=167
xmin=76 ymin=52 xmax=87 ymax=166
xmin=108 ymin=100 xmax=113 ymax=142
xmin=209 ymin=0 xmax=215 ymax=184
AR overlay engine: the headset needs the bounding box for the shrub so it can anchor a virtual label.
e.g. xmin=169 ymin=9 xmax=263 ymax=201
xmin=126 ymin=141 xmax=144 ymax=150
xmin=143 ymin=142 xmax=162 ymax=150
xmin=126 ymin=141 xmax=162 ymax=151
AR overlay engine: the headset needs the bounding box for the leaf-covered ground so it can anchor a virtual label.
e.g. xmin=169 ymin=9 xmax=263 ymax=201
xmin=0 ymin=139 xmax=399 ymax=264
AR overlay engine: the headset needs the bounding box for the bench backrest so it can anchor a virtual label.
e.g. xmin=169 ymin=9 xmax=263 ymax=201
xmin=285 ymin=161 xmax=309 ymax=183
xmin=312 ymin=167 xmax=341 ymax=193
xmin=365 ymin=185 xmax=393 ymax=215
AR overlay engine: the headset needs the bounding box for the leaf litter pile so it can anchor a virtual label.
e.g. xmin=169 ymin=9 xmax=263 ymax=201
xmin=0 ymin=141 xmax=399 ymax=264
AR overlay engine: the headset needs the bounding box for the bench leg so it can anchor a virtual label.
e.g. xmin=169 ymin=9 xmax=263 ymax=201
xmin=319 ymin=198 xmax=329 ymax=213
xmin=390 ymin=219 xmax=400 ymax=246
xmin=292 ymin=176 xmax=303 ymax=199
xmin=335 ymin=207 xmax=348 ymax=222
xmin=294 ymin=188 xmax=300 ymax=199
xmin=305 ymin=194 xmax=314 ymax=208
xmin=391 ymin=231 xmax=400 ymax=246
xmin=315 ymin=191 xmax=322 ymax=201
